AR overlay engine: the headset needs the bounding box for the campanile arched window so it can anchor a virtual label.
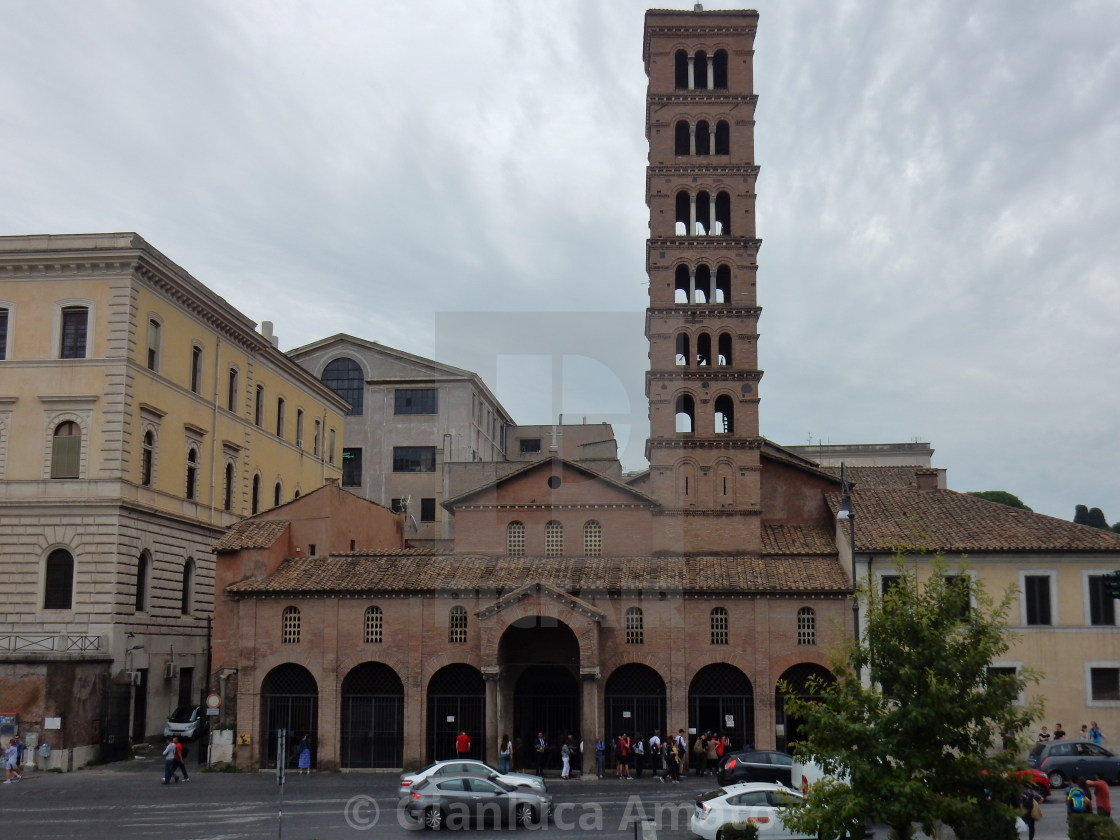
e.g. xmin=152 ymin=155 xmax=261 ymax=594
xmin=449 ymin=606 xmax=468 ymax=644
xmin=282 ymin=606 xmax=301 ymax=644
xmin=544 ymin=521 xmax=564 ymax=557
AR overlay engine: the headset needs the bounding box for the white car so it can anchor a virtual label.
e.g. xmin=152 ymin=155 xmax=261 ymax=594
xmin=691 ymin=782 xmax=814 ymax=840
xmin=398 ymin=759 xmax=547 ymax=797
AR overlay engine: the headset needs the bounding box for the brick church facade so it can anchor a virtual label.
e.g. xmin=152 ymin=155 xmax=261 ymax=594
xmin=211 ymin=7 xmax=859 ymax=773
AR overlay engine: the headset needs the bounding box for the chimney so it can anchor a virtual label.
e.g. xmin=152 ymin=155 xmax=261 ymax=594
xmin=261 ymin=321 xmax=279 ymax=348
xmin=915 ymin=468 xmax=939 ymax=491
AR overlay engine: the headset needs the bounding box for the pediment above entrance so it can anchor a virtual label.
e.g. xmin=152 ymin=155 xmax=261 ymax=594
xmin=476 ymin=580 xmax=604 ymax=623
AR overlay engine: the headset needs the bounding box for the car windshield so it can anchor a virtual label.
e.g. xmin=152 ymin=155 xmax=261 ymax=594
xmin=488 ymin=777 xmax=516 ymax=793
xmin=168 ymin=706 xmax=197 ymax=723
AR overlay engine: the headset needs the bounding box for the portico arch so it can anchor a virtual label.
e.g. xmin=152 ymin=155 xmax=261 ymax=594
xmin=775 ymin=663 xmax=835 ymax=752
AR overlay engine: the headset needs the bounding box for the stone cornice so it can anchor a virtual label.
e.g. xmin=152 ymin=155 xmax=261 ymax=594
xmin=646 ymin=370 xmax=763 ymax=383
xmin=647 ymin=164 xmax=760 ymax=178
xmin=455 ymin=502 xmax=652 ymax=512
xmin=475 ymin=580 xmax=604 ymax=623
xmin=646 ymin=306 xmax=761 ymax=319
xmin=646 ymin=437 xmax=765 ymax=450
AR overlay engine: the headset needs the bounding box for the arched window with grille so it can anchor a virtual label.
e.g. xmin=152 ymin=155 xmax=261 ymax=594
xmin=282 ymin=606 xmax=301 ymax=644
xmin=583 ymin=520 xmax=602 ymax=556
xmin=448 ymin=606 xmax=468 ymax=644
xmin=321 ymin=357 xmax=364 ymax=415
xmin=506 ymin=521 xmax=525 ymax=557
xmin=625 ymin=607 xmax=644 ymax=645
xmin=544 ymin=520 xmax=563 ymax=557
xmin=710 ymin=607 xmax=729 ymax=645
xmin=797 ymin=607 xmax=816 ymax=645
xmin=364 ymin=605 xmax=384 ymax=643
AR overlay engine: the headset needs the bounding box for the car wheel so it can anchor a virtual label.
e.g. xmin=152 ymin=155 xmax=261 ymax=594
xmin=1047 ymin=770 xmax=1066 ymax=789
xmin=424 ymin=806 xmax=444 ymax=830
xmin=515 ymin=803 xmax=537 ymax=828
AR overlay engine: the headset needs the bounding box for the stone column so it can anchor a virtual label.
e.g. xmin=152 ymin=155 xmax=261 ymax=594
xmin=579 ymin=666 xmax=601 ymax=777
xmin=689 ymin=268 xmax=697 ymax=304
xmin=687 ymin=54 xmax=695 ymax=91
xmin=482 ymin=665 xmax=502 ymax=767
xmin=707 ymin=54 xmax=715 ymax=90
xmin=688 ymin=123 xmax=697 ymax=157
xmin=689 ymin=194 xmax=697 ymax=237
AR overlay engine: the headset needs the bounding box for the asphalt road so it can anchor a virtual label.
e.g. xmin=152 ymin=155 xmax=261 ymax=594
xmin=0 ymin=759 xmax=1113 ymax=840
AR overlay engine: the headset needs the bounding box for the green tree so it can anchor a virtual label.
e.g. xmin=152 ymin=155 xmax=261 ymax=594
xmin=1111 ymin=522 xmax=1120 ymax=534
xmin=781 ymin=555 xmax=1041 ymax=840
xmin=1075 ymin=505 xmax=1091 ymax=525
xmin=967 ymin=491 xmax=1032 ymax=511
xmin=1087 ymin=507 xmax=1109 ymax=529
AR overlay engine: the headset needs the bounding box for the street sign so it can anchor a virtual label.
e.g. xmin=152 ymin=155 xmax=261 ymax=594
xmin=206 ymin=693 xmax=221 ymax=710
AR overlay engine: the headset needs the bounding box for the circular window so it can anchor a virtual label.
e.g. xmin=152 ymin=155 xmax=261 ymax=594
xmin=547 ymin=476 xmax=562 ymax=489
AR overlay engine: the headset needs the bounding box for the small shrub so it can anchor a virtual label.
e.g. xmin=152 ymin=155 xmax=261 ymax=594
xmin=716 ymin=823 xmax=759 ymax=840
xmin=951 ymin=805 xmax=1018 ymax=840
xmin=1069 ymin=813 xmax=1120 ymax=840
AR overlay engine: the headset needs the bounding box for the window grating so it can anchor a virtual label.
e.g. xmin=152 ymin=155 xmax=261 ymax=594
xmin=710 ymin=607 xmax=729 ymax=645
xmin=364 ymin=606 xmax=383 ymax=644
xmin=583 ymin=520 xmax=602 ymax=556
xmin=448 ymin=606 xmax=467 ymax=644
xmin=797 ymin=607 xmax=815 ymax=645
xmin=625 ymin=607 xmax=644 ymax=644
xmin=507 ymin=521 xmax=525 ymax=556
xmin=282 ymin=606 xmax=301 ymax=644
xmin=545 ymin=520 xmax=563 ymax=557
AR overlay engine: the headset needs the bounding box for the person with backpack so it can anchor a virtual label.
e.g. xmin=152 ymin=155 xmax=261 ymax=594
xmin=1067 ymin=777 xmax=1091 ymax=818
xmin=594 ymin=736 xmax=605 ymax=779
xmin=1018 ymin=786 xmax=1043 ymax=840
xmin=633 ymin=732 xmax=645 ymax=778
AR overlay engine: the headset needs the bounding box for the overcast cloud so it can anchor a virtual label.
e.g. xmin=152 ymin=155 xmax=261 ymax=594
xmin=3 ymin=0 xmax=1118 ymax=521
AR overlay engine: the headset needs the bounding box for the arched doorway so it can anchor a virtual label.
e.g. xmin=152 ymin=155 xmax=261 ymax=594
xmin=260 ymin=663 xmax=318 ymax=769
xmin=501 ymin=616 xmax=581 ymax=775
xmin=775 ymin=663 xmax=834 ymax=752
xmin=427 ymin=664 xmax=484 ymax=763
xmin=340 ymin=662 xmax=404 ymax=768
xmin=689 ymin=663 xmax=753 ymax=751
xmin=604 ymin=664 xmax=666 ymax=769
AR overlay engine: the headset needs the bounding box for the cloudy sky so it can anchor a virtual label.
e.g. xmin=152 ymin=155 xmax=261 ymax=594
xmin=3 ymin=0 xmax=1118 ymax=522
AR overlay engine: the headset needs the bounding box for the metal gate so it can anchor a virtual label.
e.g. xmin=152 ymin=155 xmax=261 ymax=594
xmin=340 ymin=663 xmax=404 ymax=768
xmin=260 ymin=664 xmax=318 ymax=768
xmin=427 ymin=664 xmax=484 ymax=763
xmin=689 ymin=663 xmax=754 ymax=755
xmin=514 ymin=665 xmax=579 ymax=774
xmin=604 ymin=664 xmax=666 ymax=769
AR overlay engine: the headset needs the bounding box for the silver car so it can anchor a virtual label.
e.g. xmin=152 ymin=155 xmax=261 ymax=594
xmin=398 ymin=759 xmax=547 ymax=797
xmin=401 ymin=774 xmax=553 ymax=830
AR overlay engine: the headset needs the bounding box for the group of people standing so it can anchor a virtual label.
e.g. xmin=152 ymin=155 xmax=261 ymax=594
xmin=160 ymin=735 xmax=191 ymax=784
xmin=1037 ymin=720 xmax=1106 ymax=743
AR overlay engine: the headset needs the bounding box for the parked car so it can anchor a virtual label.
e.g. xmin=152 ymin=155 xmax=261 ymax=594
xmin=1014 ymin=768 xmax=1050 ymax=799
xmin=716 ymin=749 xmax=794 ymax=787
xmin=401 ymin=774 xmax=553 ymax=830
xmin=162 ymin=704 xmax=206 ymax=741
xmin=690 ymin=781 xmax=814 ymax=840
xmin=398 ymin=759 xmax=546 ymax=797
xmin=1027 ymin=740 xmax=1120 ymax=788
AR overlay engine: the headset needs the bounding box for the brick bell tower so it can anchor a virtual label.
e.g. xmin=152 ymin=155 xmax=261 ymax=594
xmin=642 ymin=7 xmax=763 ymax=555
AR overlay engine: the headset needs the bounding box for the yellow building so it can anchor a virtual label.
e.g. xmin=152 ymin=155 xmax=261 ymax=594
xmin=836 ymin=469 xmax=1120 ymax=745
xmin=0 ymin=232 xmax=346 ymax=769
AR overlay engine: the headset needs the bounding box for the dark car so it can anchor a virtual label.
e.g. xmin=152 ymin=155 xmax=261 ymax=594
xmin=1027 ymin=740 xmax=1120 ymax=788
xmin=716 ymin=749 xmax=795 ymax=787
xmin=401 ymin=774 xmax=553 ymax=830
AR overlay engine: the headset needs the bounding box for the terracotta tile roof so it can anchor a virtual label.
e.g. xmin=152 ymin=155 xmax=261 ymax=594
xmin=762 ymin=523 xmax=837 ymax=555
xmin=821 ymin=465 xmax=926 ymax=489
xmin=213 ymin=520 xmax=290 ymax=552
xmin=225 ymin=553 xmax=852 ymax=597
xmin=833 ymin=488 xmax=1120 ymax=553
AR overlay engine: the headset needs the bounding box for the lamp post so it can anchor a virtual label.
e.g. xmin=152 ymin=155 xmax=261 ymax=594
xmin=835 ymin=462 xmax=860 ymax=680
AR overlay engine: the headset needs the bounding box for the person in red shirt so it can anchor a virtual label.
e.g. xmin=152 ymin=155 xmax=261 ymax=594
xmin=1087 ymin=773 xmax=1111 ymax=817
xmin=455 ymin=730 xmax=470 ymax=759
